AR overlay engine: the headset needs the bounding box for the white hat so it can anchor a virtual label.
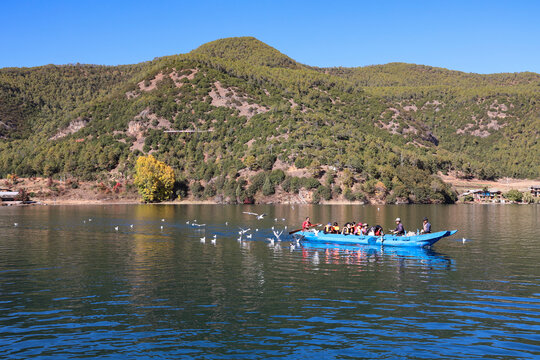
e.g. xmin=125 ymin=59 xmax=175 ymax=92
xmin=395 ymin=218 xmax=401 ymax=222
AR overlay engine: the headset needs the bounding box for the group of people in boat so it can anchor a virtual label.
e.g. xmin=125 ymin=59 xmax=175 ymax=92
xmin=302 ymin=217 xmax=431 ymax=236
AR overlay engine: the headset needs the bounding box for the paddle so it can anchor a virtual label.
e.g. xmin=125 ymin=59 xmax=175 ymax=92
xmin=288 ymin=223 xmax=321 ymax=235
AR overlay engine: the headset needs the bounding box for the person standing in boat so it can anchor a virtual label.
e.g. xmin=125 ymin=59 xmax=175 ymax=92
xmin=302 ymin=217 xmax=312 ymax=231
xmin=420 ymin=217 xmax=431 ymax=234
xmin=391 ymin=218 xmax=405 ymax=236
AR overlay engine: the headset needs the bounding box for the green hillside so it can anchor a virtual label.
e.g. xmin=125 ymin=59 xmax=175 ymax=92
xmin=0 ymin=37 xmax=538 ymax=204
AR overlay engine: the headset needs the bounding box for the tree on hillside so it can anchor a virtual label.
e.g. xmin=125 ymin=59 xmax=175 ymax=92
xmin=134 ymin=155 xmax=175 ymax=202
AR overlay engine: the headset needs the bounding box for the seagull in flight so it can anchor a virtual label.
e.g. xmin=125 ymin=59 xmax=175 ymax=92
xmin=192 ymin=223 xmax=206 ymax=227
xmin=243 ymin=212 xmax=266 ymax=220
xmin=239 ymin=227 xmax=250 ymax=235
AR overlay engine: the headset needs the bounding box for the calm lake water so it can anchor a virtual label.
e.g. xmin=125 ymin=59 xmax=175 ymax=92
xmin=1 ymin=204 xmax=539 ymax=359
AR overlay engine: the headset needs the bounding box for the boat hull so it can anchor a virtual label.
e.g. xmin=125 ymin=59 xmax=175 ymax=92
xmin=298 ymin=230 xmax=458 ymax=248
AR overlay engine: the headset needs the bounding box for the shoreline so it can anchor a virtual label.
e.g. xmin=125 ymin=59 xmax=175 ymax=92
xmin=3 ymin=199 xmax=538 ymax=206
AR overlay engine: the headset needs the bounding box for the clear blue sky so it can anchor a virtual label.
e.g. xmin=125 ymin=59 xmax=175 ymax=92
xmin=2 ymin=0 xmax=539 ymax=74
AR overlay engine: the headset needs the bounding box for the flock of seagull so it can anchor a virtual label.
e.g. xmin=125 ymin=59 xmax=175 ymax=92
xmin=196 ymin=211 xmax=295 ymax=248
xmin=11 ymin=210 xmax=469 ymax=246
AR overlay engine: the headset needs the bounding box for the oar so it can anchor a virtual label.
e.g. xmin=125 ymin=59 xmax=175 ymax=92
xmin=288 ymin=223 xmax=321 ymax=235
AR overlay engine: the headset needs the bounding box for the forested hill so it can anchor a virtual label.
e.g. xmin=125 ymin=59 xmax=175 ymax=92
xmin=0 ymin=37 xmax=538 ymax=204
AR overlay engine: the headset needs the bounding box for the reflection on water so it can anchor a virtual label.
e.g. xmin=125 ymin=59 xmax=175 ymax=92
xmin=0 ymin=204 xmax=539 ymax=359
xmin=299 ymin=242 xmax=454 ymax=270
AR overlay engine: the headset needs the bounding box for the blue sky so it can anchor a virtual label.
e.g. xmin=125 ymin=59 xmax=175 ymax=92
xmin=2 ymin=0 xmax=539 ymax=73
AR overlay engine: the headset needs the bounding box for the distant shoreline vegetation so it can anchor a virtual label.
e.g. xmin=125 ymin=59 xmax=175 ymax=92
xmin=0 ymin=37 xmax=538 ymax=205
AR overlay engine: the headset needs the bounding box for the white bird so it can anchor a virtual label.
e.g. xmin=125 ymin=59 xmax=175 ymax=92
xmin=284 ymin=226 xmax=288 ymax=229
xmin=239 ymin=228 xmax=250 ymax=235
xmin=225 ymin=222 xmax=228 ymax=226
xmin=281 ymin=218 xmax=286 ymax=221
xmin=88 ymin=218 xmax=92 ymax=222
xmin=186 ymin=221 xmax=190 ymax=224
xmin=200 ymin=237 xmax=206 ymax=244
xmin=273 ymin=229 xmax=283 ymax=241
xmin=211 ymin=235 xmax=217 ymax=245
xmin=246 ymin=234 xmax=252 ymax=239
xmin=271 ymin=226 xmax=275 ymax=230
xmin=161 ymin=219 xmax=165 ymax=222
xmin=255 ymin=228 xmax=259 ymax=232
xmin=237 ymin=237 xmax=242 ymax=242
xmin=14 ymin=223 xmax=18 ymax=226
xmin=130 ymin=224 xmax=134 ymax=228
xmin=462 ymin=237 xmax=467 ymax=243
xmin=274 ymin=218 xmax=278 ymax=222
xmin=114 ymin=226 xmax=119 ymax=231
xmin=267 ymin=238 xmax=275 ymax=246
xmin=83 ymin=220 xmax=86 ymax=224
xmin=243 ymin=212 xmax=266 ymax=220
xmin=290 ymin=243 xmax=296 ymax=251
xmin=192 ymin=223 xmax=206 ymax=227
xmin=377 ymin=208 xmax=380 ymax=211
xmin=160 ymin=225 xmax=164 ymax=230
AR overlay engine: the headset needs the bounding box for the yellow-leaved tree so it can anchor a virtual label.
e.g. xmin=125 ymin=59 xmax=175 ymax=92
xmin=134 ymin=155 xmax=175 ymax=202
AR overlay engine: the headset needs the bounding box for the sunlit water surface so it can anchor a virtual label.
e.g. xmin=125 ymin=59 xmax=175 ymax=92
xmin=1 ymin=204 xmax=539 ymax=359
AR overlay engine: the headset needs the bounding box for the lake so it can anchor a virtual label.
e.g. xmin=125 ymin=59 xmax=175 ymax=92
xmin=1 ymin=204 xmax=539 ymax=359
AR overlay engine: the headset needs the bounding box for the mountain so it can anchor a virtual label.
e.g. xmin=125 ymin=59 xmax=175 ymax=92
xmin=0 ymin=37 xmax=538 ymax=204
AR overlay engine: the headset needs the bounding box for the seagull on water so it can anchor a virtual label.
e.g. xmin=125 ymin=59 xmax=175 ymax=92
xmin=160 ymin=225 xmax=164 ymax=230
xmin=243 ymin=212 xmax=266 ymax=220
xmin=14 ymin=223 xmax=18 ymax=226
xmin=211 ymin=235 xmax=217 ymax=245
xmin=246 ymin=234 xmax=252 ymax=239
xmin=192 ymin=223 xmax=206 ymax=227
xmin=200 ymin=237 xmax=206 ymax=244
xmin=130 ymin=224 xmax=134 ymax=228
xmin=266 ymin=238 xmax=275 ymax=246
xmin=114 ymin=226 xmax=119 ymax=231
xmin=161 ymin=219 xmax=165 ymax=222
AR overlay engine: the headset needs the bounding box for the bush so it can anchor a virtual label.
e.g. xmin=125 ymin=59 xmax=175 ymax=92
xmin=262 ymin=176 xmax=275 ymax=196
xmin=344 ymin=188 xmax=355 ymax=201
xmin=301 ymin=177 xmax=320 ymax=190
xmin=190 ymin=181 xmax=204 ymax=199
xmin=269 ymin=169 xmax=285 ymax=185
xmin=505 ymin=189 xmax=523 ymax=203
xmin=315 ymin=185 xmax=332 ymax=201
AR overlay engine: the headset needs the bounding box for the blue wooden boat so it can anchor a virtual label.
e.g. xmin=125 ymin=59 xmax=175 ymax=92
xmin=297 ymin=230 xmax=458 ymax=248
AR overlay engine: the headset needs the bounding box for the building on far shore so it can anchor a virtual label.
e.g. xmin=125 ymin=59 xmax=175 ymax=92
xmin=0 ymin=188 xmax=20 ymax=202
xmin=531 ymin=186 xmax=540 ymax=197
xmin=461 ymin=188 xmax=503 ymax=203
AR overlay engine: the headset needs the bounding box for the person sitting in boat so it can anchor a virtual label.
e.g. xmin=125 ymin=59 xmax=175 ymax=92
xmin=332 ymin=222 xmax=340 ymax=234
xmin=420 ymin=217 xmax=431 ymax=234
xmin=361 ymin=223 xmax=369 ymax=235
xmin=343 ymin=223 xmax=354 ymax=235
xmin=367 ymin=225 xmax=383 ymax=236
xmin=391 ymin=218 xmax=405 ymax=236
xmin=354 ymin=222 xmax=363 ymax=235
xmin=323 ymin=222 xmax=333 ymax=234
xmin=302 ymin=217 xmax=313 ymax=231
